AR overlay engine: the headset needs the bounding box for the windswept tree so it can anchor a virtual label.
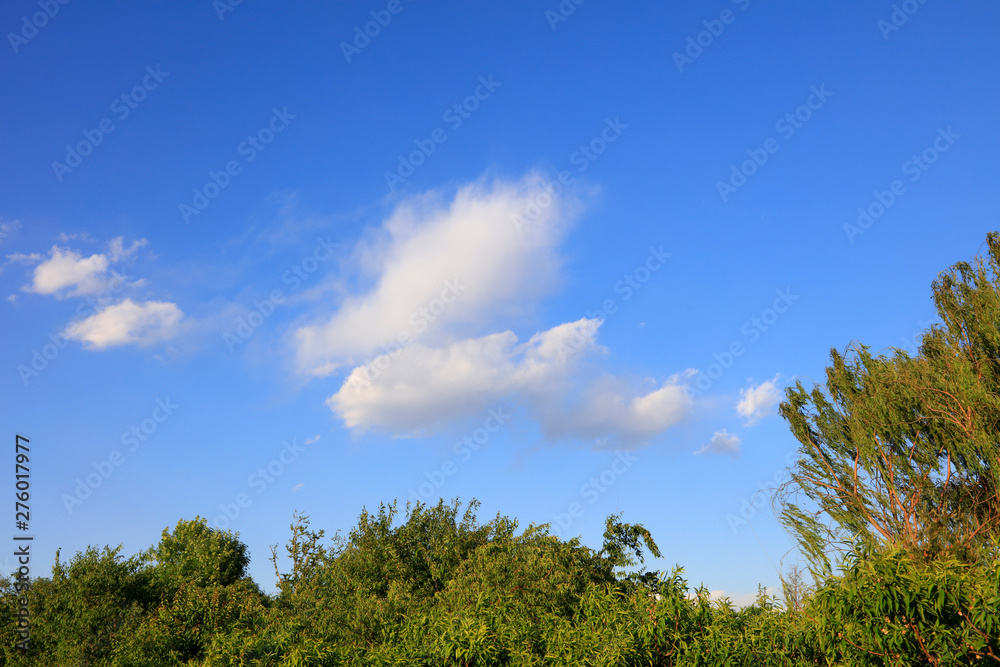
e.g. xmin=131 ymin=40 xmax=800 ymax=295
xmin=777 ymin=232 xmax=1000 ymax=576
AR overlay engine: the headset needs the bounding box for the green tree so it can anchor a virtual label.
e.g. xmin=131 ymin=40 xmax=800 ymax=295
xmin=258 ymin=497 xmax=666 ymax=664
xmin=113 ymin=518 xmax=265 ymax=665
xmin=144 ymin=516 xmax=251 ymax=591
xmin=0 ymin=546 xmax=155 ymax=666
xmin=777 ymin=232 xmax=1000 ymax=575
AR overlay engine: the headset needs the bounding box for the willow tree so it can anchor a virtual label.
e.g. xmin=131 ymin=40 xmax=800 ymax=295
xmin=777 ymin=232 xmax=1000 ymax=576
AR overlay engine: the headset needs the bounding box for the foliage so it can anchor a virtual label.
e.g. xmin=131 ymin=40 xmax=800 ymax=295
xmin=807 ymin=544 xmax=1000 ymax=666
xmin=0 ymin=545 xmax=155 ymax=666
xmin=145 ymin=516 xmax=252 ymax=591
xmin=777 ymin=232 xmax=1000 ymax=575
xmin=0 ymin=499 xmax=997 ymax=665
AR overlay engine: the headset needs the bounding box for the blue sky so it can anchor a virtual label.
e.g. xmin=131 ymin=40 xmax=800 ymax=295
xmin=2 ymin=0 xmax=998 ymax=603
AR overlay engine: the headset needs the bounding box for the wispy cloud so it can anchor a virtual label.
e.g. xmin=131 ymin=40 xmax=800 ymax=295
xmin=694 ymin=430 xmax=742 ymax=458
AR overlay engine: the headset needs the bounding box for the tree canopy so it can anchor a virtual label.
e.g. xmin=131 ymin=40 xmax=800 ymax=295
xmin=777 ymin=232 xmax=1000 ymax=574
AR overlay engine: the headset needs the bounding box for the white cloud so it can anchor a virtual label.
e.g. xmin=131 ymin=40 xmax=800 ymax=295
xmin=26 ymin=246 xmax=109 ymax=297
xmin=694 ymin=430 xmax=742 ymax=458
xmin=20 ymin=236 xmax=146 ymax=298
xmin=293 ymin=173 xmax=577 ymax=376
xmin=328 ymin=320 xmax=596 ymax=433
xmin=299 ymin=173 xmax=694 ymax=447
xmin=736 ymin=376 xmax=782 ymax=425
xmin=8 ymin=236 xmax=178 ymax=351
xmin=328 ymin=318 xmax=693 ymax=446
xmin=64 ymin=299 xmax=183 ymax=350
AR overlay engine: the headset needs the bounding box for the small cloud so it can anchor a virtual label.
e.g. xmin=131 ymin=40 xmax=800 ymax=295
xmin=7 ymin=295 xmax=16 ymax=304
xmin=19 ymin=237 xmax=146 ymax=299
xmin=737 ymin=375 xmax=782 ymax=425
xmin=304 ymin=434 xmax=321 ymax=445
xmin=108 ymin=236 xmax=148 ymax=262
xmin=694 ymin=429 xmax=741 ymax=458
xmin=292 ymin=483 xmax=305 ymax=493
xmin=25 ymin=246 xmax=109 ymax=297
xmin=64 ymin=299 xmax=184 ymax=349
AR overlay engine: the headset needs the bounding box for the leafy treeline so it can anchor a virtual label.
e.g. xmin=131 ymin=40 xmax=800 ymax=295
xmin=0 ymin=501 xmax=997 ymax=666
xmin=3 ymin=233 xmax=1000 ymax=665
